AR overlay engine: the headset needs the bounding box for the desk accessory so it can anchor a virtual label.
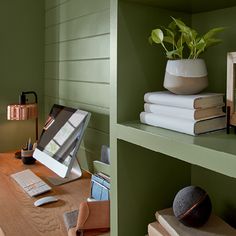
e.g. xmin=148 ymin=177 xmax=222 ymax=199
xmin=7 ymin=91 xmax=38 ymax=158
xmin=64 ymin=209 xmax=79 ymax=230
xmin=90 ymin=173 xmax=110 ymax=201
xmin=11 ymin=169 xmax=51 ymax=197
xmin=63 ymin=201 xmax=110 ymax=236
xmin=76 ymin=200 xmax=110 ymax=235
xmin=34 ymin=196 xmax=58 ymax=207
xmin=33 ymin=104 xmax=91 ymax=185
xmin=21 ymin=149 xmax=36 ymax=164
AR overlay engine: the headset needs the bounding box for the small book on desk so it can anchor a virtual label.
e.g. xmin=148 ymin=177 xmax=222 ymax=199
xmin=155 ymin=208 xmax=236 ymax=236
xmin=90 ymin=173 xmax=110 ymax=201
xmin=144 ymin=91 xmax=224 ymax=109
xmin=140 ymin=112 xmax=226 ymax=135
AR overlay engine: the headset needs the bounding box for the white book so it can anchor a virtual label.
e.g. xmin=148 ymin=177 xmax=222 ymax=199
xmin=140 ymin=112 xmax=226 ymax=135
xmin=144 ymin=91 xmax=224 ymax=109
xmin=148 ymin=221 xmax=170 ymax=236
xmin=144 ymin=103 xmax=225 ymax=120
xmin=155 ymin=208 xmax=236 ymax=236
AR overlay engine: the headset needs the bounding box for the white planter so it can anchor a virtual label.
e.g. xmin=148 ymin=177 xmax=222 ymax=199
xmin=163 ymin=59 xmax=208 ymax=95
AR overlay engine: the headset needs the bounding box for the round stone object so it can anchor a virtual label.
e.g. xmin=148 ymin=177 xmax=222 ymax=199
xmin=173 ymin=186 xmax=212 ymax=227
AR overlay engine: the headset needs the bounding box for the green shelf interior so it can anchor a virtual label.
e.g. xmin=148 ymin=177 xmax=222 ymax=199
xmin=125 ymin=0 xmax=236 ymax=13
xmin=110 ymin=1 xmax=236 ymax=235
xmin=116 ymin=121 xmax=236 ymax=178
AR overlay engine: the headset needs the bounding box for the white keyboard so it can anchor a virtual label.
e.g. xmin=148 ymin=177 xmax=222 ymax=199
xmin=11 ymin=169 xmax=52 ymax=197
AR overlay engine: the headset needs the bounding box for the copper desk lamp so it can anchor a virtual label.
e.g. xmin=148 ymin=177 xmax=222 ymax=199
xmin=7 ymin=91 xmax=38 ymax=158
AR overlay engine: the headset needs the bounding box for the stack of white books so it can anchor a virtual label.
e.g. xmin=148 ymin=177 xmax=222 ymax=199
xmin=147 ymin=208 xmax=236 ymax=236
xmin=140 ymin=91 xmax=226 ymax=135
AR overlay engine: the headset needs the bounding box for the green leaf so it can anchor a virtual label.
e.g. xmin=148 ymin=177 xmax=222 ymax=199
xmin=149 ymin=16 xmax=224 ymax=59
xmin=195 ymin=48 xmax=205 ymax=58
xmin=190 ymin=29 xmax=198 ymax=40
xmin=205 ymin=38 xmax=222 ymax=48
xmin=163 ymin=36 xmax=174 ymax=44
xmin=164 ymin=27 xmax=175 ymax=38
xmin=171 ymin=17 xmax=191 ymax=35
xmin=168 ymin=19 xmax=177 ymax=32
xmin=166 ymin=46 xmax=184 ymax=59
xmin=203 ymin=27 xmax=225 ymax=40
xmin=182 ymin=33 xmax=192 ymax=45
xmin=151 ymin=29 xmax=164 ymax=44
xmin=177 ymin=36 xmax=185 ymax=48
xmin=196 ymin=38 xmax=206 ymax=49
xmin=148 ymin=36 xmax=153 ymax=45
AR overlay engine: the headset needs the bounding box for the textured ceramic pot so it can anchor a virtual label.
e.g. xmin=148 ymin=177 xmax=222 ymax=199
xmin=163 ymin=59 xmax=208 ymax=95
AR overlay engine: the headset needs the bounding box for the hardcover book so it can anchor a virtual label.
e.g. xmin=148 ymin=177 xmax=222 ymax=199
xmin=155 ymin=208 xmax=236 ymax=236
xmin=144 ymin=91 xmax=224 ymax=109
xmin=90 ymin=173 xmax=110 ymax=201
xmin=148 ymin=221 xmax=170 ymax=236
xmin=140 ymin=112 xmax=226 ymax=135
xmin=144 ymin=103 xmax=225 ymax=120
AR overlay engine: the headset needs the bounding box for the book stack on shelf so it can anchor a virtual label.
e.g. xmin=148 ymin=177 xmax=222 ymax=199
xmin=147 ymin=208 xmax=236 ymax=236
xmin=140 ymin=91 xmax=226 ymax=135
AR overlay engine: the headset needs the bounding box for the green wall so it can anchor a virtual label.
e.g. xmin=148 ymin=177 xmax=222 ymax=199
xmin=191 ymin=6 xmax=236 ymax=228
xmin=0 ymin=0 xmax=45 ymax=152
xmin=192 ymin=6 xmax=236 ymax=93
xmin=44 ymin=0 xmax=110 ymax=171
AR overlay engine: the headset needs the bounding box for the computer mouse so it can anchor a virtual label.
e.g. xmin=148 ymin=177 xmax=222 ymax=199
xmin=34 ymin=196 xmax=58 ymax=207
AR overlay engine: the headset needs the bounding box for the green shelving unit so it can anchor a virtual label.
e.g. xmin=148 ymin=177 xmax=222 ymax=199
xmin=110 ymin=1 xmax=236 ymax=235
xmin=117 ymin=122 xmax=236 ymax=178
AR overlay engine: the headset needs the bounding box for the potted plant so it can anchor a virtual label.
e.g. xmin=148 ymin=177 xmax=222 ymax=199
xmin=149 ymin=17 xmax=224 ymax=94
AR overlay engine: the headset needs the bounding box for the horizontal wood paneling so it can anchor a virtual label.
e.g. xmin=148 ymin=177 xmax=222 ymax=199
xmin=58 ymin=81 xmax=109 ymax=108
xmin=45 ymin=9 xmax=109 ymax=44
xmin=77 ymin=147 xmax=100 ymax=172
xmin=44 ymin=97 xmax=109 ymax=132
xmin=44 ymin=79 xmax=59 ymax=98
xmin=44 ymin=0 xmax=110 ymax=172
xmin=45 ymin=79 xmax=109 ymax=108
xmin=45 ymin=34 xmax=109 ymax=61
xmin=81 ymin=127 xmax=109 ymax=153
xmin=45 ymin=60 xmax=109 ymax=83
xmin=45 ymin=0 xmax=67 ymax=11
xmin=46 ymin=0 xmax=109 ymax=27
xmin=78 ymin=127 xmax=109 ymax=172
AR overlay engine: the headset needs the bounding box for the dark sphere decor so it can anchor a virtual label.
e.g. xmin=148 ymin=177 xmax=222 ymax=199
xmin=173 ymin=186 xmax=212 ymax=227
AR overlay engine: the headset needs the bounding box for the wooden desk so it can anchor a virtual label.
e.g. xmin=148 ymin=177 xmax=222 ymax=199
xmin=0 ymin=153 xmax=91 ymax=236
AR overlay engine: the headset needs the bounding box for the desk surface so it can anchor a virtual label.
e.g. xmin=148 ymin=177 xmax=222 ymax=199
xmin=0 ymin=153 xmax=91 ymax=236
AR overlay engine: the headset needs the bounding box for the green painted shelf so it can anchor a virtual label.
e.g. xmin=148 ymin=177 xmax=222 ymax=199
xmin=116 ymin=121 xmax=236 ymax=178
xmin=110 ymin=1 xmax=236 ymax=235
xmin=126 ymin=0 xmax=236 ymax=13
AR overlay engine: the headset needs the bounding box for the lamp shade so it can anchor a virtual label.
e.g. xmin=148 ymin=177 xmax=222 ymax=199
xmin=7 ymin=103 xmax=38 ymax=120
xmin=7 ymin=91 xmax=39 ymax=141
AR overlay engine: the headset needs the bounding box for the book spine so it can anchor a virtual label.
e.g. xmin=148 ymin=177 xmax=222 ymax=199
xmin=140 ymin=112 xmax=195 ymax=135
xmin=144 ymin=103 xmax=195 ymax=120
xmin=155 ymin=213 xmax=179 ymax=236
xmin=144 ymin=92 xmax=224 ymax=109
xmin=144 ymin=103 xmax=225 ymax=121
xmin=144 ymin=93 xmax=195 ymax=108
xmin=148 ymin=222 xmax=170 ymax=236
